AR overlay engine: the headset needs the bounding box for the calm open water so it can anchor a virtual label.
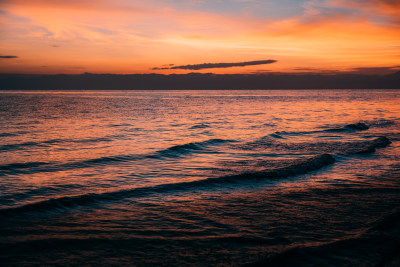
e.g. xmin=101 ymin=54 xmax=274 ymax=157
xmin=1 ymin=90 xmax=400 ymax=266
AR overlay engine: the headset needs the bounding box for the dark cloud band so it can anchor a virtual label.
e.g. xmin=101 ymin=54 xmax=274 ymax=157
xmin=153 ymin=59 xmax=277 ymax=70
xmin=0 ymin=55 xmax=18 ymax=59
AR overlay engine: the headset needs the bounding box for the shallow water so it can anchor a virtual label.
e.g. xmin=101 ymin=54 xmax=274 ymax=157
xmin=1 ymin=90 xmax=400 ymax=266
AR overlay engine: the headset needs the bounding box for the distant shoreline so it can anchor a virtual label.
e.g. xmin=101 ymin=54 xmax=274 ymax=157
xmin=1 ymin=72 xmax=399 ymax=90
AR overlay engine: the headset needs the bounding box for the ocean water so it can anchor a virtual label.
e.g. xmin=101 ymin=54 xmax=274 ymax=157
xmin=0 ymin=89 xmax=400 ymax=266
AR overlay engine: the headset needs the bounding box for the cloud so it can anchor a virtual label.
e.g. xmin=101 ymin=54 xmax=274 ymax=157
xmin=0 ymin=55 xmax=18 ymax=59
xmin=290 ymin=66 xmax=400 ymax=75
xmin=337 ymin=0 xmax=400 ymax=9
xmin=85 ymin=26 xmax=116 ymax=35
xmin=347 ymin=66 xmax=400 ymax=75
xmin=327 ymin=0 xmax=400 ymax=25
xmin=153 ymin=59 xmax=277 ymax=70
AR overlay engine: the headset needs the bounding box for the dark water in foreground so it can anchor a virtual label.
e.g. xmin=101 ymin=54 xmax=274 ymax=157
xmin=0 ymin=90 xmax=400 ymax=266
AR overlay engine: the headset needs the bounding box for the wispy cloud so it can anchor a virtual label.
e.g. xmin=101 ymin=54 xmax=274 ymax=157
xmin=153 ymin=59 xmax=277 ymax=70
xmin=326 ymin=0 xmax=400 ymax=25
xmin=0 ymin=55 xmax=18 ymax=59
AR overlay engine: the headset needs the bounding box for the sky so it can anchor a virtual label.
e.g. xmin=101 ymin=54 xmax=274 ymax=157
xmin=0 ymin=0 xmax=399 ymax=74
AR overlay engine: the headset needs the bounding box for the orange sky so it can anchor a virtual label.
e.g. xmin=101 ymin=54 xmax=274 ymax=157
xmin=0 ymin=0 xmax=399 ymax=74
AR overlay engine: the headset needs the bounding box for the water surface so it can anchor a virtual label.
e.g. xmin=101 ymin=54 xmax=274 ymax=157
xmin=1 ymin=90 xmax=400 ymax=266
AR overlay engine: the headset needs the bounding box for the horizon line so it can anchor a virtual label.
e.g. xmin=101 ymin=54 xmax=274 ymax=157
xmin=1 ymin=70 xmax=399 ymax=76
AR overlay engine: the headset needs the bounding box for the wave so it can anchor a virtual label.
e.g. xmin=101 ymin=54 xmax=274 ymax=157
xmin=0 ymin=154 xmax=334 ymax=217
xmin=366 ymin=119 xmax=396 ymax=128
xmin=240 ymin=136 xmax=391 ymax=155
xmin=0 ymin=138 xmax=233 ymax=176
xmin=71 ymin=137 xmax=115 ymax=143
xmin=269 ymin=133 xmax=285 ymax=139
xmin=0 ymin=132 xmax=17 ymax=137
xmin=0 ymin=138 xmax=70 ymax=152
xmin=0 ymin=137 xmax=117 ymax=153
xmin=267 ymin=120 xmax=396 ymax=137
xmin=0 ymin=161 xmax=49 ymax=174
xmin=0 ymin=156 xmax=143 ymax=177
xmin=0 ymin=141 xmax=43 ymax=152
xmin=149 ymin=138 xmax=231 ymax=159
xmin=342 ymin=136 xmax=390 ymax=154
xmin=189 ymin=123 xmax=211 ymax=129
xmin=325 ymin=120 xmax=397 ymax=132
xmin=262 ymin=122 xmax=372 ymax=137
xmin=324 ymin=122 xmax=370 ymax=132
xmin=262 ymin=123 xmax=277 ymax=127
xmin=0 ymin=186 xmax=67 ymax=207
xmin=211 ymin=154 xmax=334 ymax=184
xmin=58 ymin=138 xmax=225 ymax=168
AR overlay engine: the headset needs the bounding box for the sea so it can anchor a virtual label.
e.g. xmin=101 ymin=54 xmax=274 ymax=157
xmin=0 ymin=89 xmax=399 ymax=266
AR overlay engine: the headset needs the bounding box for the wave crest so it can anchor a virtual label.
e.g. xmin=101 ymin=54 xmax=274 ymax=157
xmin=0 ymin=154 xmax=334 ymax=217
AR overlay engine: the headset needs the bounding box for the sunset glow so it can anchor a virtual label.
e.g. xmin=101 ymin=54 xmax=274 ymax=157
xmin=1 ymin=0 xmax=399 ymax=74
